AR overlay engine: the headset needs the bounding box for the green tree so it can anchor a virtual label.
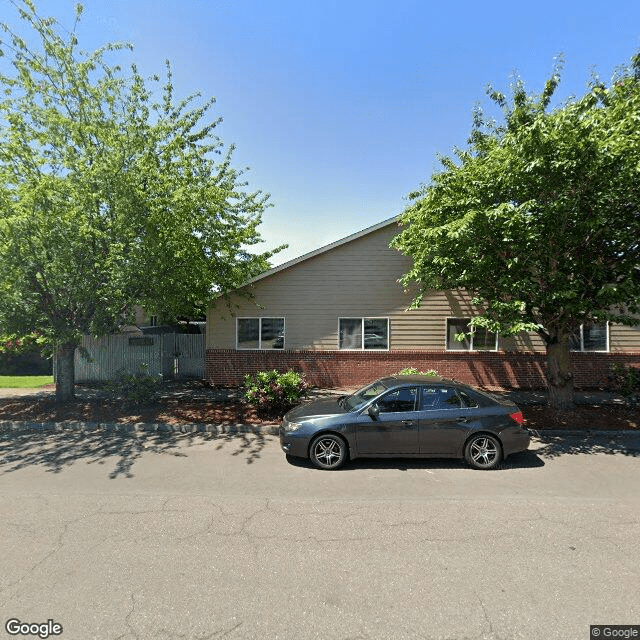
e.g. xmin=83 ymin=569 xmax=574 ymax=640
xmin=392 ymin=56 xmax=640 ymax=411
xmin=0 ymin=1 xmax=281 ymax=401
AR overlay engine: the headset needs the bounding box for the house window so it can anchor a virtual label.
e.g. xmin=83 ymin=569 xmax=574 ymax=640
xmin=150 ymin=315 xmax=158 ymax=327
xmin=446 ymin=318 xmax=498 ymax=351
xmin=339 ymin=318 xmax=389 ymax=350
xmin=569 ymin=323 xmax=608 ymax=352
xmin=237 ymin=318 xmax=285 ymax=350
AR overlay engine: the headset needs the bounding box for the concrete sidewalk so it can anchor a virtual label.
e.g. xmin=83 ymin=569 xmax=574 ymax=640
xmin=499 ymin=389 xmax=627 ymax=406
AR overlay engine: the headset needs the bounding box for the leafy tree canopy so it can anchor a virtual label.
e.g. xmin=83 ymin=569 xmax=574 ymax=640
xmin=392 ymin=55 xmax=640 ymax=410
xmin=0 ymin=1 xmax=282 ymax=400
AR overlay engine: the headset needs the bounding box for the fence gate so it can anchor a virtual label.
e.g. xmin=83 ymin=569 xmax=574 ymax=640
xmin=161 ymin=334 xmax=205 ymax=379
xmin=74 ymin=333 xmax=205 ymax=383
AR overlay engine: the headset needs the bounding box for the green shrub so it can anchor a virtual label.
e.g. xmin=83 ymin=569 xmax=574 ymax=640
xmin=106 ymin=364 xmax=162 ymax=404
xmin=244 ymin=369 xmax=309 ymax=419
xmin=609 ymin=363 xmax=640 ymax=407
xmin=397 ymin=367 xmax=438 ymax=376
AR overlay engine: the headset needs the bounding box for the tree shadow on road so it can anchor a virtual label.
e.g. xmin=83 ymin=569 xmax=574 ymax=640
xmin=0 ymin=428 xmax=274 ymax=478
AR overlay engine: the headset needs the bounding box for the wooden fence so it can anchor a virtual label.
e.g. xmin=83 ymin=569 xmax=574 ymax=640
xmin=73 ymin=334 xmax=205 ymax=382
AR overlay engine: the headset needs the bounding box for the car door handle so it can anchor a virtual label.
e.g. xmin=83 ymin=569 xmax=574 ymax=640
xmin=457 ymin=417 xmax=471 ymax=423
xmin=402 ymin=420 xmax=416 ymax=428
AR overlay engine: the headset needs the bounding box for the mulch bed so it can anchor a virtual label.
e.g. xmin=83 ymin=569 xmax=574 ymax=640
xmin=522 ymin=404 xmax=638 ymax=431
xmin=0 ymin=391 xmax=638 ymax=430
xmin=0 ymin=396 xmax=271 ymax=426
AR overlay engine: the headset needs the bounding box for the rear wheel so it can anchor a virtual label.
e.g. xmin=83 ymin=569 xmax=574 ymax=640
xmin=309 ymin=434 xmax=347 ymax=470
xmin=464 ymin=433 xmax=502 ymax=470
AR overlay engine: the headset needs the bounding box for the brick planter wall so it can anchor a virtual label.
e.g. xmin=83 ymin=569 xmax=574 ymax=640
xmin=206 ymin=349 xmax=640 ymax=390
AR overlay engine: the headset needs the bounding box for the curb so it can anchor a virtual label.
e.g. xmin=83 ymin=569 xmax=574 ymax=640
xmin=0 ymin=420 xmax=281 ymax=436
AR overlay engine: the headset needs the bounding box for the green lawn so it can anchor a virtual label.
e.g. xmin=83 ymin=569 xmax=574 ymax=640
xmin=0 ymin=375 xmax=54 ymax=388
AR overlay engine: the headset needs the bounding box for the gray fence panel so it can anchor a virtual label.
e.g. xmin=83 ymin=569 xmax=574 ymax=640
xmin=175 ymin=334 xmax=205 ymax=379
xmin=74 ymin=333 xmax=204 ymax=383
xmin=161 ymin=334 xmax=176 ymax=379
xmin=75 ymin=335 xmax=163 ymax=383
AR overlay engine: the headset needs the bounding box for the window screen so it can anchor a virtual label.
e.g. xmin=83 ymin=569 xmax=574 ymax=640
xmin=340 ymin=318 xmax=388 ymax=349
xmin=446 ymin=318 xmax=497 ymax=351
xmin=237 ymin=318 xmax=285 ymax=349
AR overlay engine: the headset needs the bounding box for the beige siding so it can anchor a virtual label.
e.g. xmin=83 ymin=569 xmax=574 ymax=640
xmin=610 ymin=323 xmax=640 ymax=352
xmin=207 ymin=223 xmax=640 ymax=354
xmin=208 ymin=225 xmax=540 ymax=353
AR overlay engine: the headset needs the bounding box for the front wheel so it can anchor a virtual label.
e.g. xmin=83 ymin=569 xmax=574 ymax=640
xmin=309 ymin=434 xmax=347 ymax=470
xmin=464 ymin=434 xmax=502 ymax=470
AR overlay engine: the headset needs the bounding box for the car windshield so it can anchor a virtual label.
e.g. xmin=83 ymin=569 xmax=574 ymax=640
xmin=341 ymin=380 xmax=390 ymax=411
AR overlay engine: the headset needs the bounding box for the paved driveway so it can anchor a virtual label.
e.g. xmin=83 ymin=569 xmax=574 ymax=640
xmin=0 ymin=430 xmax=639 ymax=640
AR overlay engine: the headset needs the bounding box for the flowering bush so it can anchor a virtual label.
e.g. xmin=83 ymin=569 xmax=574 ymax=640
xmin=0 ymin=332 xmax=52 ymax=375
xmin=243 ymin=369 xmax=309 ymax=419
xmin=0 ymin=332 xmax=48 ymax=355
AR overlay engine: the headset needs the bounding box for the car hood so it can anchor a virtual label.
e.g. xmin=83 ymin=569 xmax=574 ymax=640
xmin=285 ymin=397 xmax=349 ymax=421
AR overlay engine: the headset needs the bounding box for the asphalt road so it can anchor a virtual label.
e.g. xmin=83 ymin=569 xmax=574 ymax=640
xmin=1 ymin=429 xmax=639 ymax=640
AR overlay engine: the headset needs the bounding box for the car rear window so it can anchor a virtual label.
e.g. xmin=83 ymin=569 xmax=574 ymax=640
xmin=466 ymin=388 xmax=510 ymax=406
xmin=457 ymin=390 xmax=479 ymax=408
xmin=420 ymin=386 xmax=462 ymax=410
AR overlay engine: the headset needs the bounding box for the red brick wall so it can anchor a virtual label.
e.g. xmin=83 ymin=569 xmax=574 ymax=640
xmin=206 ymin=349 xmax=640 ymax=390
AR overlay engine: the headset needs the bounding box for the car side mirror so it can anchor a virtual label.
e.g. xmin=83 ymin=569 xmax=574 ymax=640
xmin=367 ymin=403 xmax=379 ymax=420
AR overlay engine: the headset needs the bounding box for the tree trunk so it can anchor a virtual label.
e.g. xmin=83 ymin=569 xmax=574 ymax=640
xmin=546 ymin=335 xmax=575 ymax=412
xmin=55 ymin=341 xmax=77 ymax=403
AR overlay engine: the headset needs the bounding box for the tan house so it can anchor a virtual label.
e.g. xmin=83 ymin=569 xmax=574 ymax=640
xmin=205 ymin=217 xmax=640 ymax=389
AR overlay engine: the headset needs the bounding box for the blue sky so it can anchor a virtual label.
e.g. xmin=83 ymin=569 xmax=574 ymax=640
xmin=2 ymin=0 xmax=640 ymax=265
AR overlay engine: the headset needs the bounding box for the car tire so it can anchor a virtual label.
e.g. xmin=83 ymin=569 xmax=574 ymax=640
xmin=464 ymin=433 xmax=502 ymax=470
xmin=309 ymin=434 xmax=347 ymax=470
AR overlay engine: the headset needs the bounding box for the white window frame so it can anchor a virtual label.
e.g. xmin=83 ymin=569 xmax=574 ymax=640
xmin=338 ymin=317 xmax=390 ymax=351
xmin=236 ymin=317 xmax=286 ymax=350
xmin=445 ymin=317 xmax=499 ymax=352
xmin=570 ymin=322 xmax=609 ymax=353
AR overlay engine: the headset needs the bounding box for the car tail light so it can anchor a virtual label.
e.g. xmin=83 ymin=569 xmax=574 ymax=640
xmin=509 ymin=411 xmax=524 ymax=425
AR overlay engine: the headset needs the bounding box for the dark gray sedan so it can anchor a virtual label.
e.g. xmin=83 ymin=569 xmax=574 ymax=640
xmin=279 ymin=375 xmax=530 ymax=470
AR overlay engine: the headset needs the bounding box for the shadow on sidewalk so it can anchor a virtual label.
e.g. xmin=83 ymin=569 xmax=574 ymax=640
xmin=533 ymin=432 xmax=640 ymax=459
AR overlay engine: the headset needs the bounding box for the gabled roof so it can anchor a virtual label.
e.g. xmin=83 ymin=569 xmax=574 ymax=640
xmin=244 ymin=215 xmax=400 ymax=286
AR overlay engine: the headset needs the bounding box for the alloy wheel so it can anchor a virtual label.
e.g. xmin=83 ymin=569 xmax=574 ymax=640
xmin=310 ymin=435 xmax=346 ymax=470
xmin=465 ymin=434 xmax=502 ymax=470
